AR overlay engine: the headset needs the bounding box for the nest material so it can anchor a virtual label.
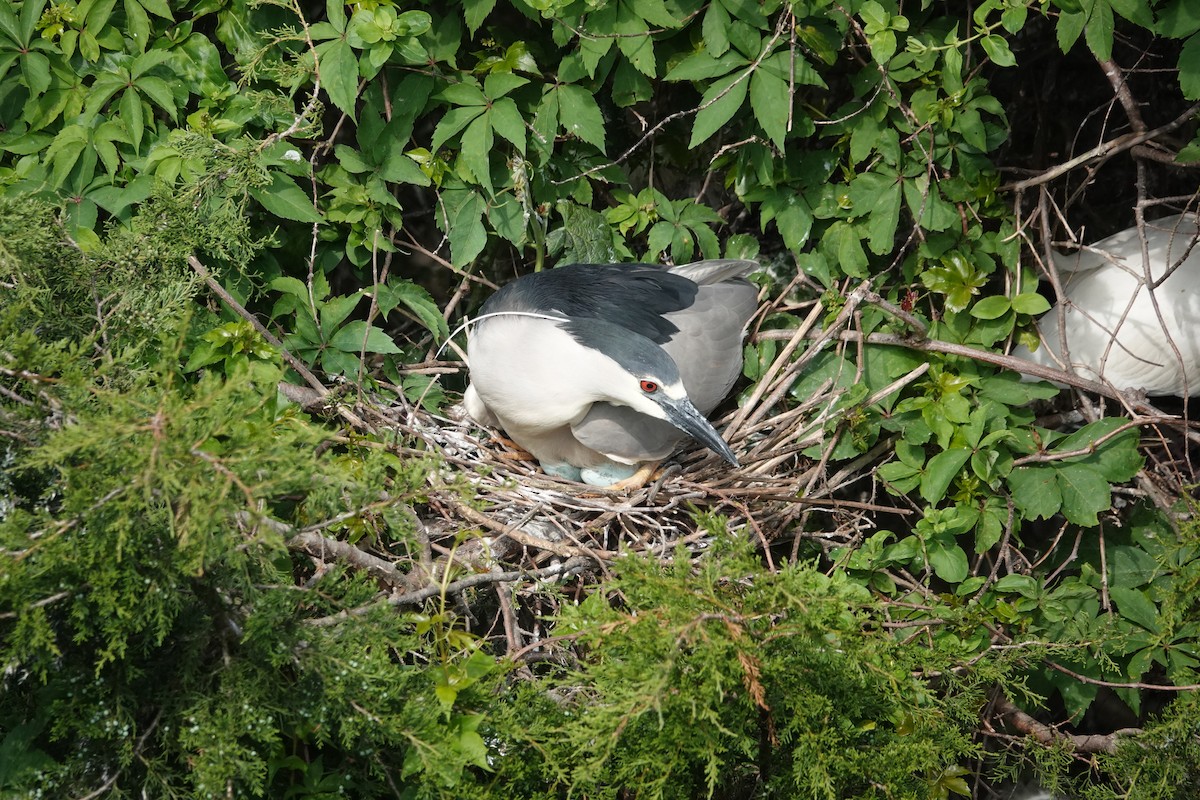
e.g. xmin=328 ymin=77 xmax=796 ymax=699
xmin=389 ymin=285 xmax=1197 ymax=570
xmin=361 ymin=285 xmax=918 ymax=623
xmin=286 ymin=274 xmax=1200 ymax=659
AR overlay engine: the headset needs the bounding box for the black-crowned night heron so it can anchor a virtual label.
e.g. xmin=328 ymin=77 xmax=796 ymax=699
xmin=464 ymin=259 xmax=759 ymax=486
xmin=1016 ymin=213 xmax=1200 ymax=396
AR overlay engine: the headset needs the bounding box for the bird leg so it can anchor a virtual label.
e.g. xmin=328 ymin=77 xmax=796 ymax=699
xmin=603 ymin=461 xmax=662 ymax=492
xmin=490 ymin=435 xmax=534 ymax=461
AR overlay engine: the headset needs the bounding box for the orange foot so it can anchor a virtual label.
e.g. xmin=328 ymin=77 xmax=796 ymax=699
xmin=603 ymin=461 xmax=662 ymax=492
xmin=491 ymin=435 xmax=534 ymax=461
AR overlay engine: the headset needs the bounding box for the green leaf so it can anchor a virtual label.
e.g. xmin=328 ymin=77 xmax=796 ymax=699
xmin=610 ymin=57 xmax=650 ymax=106
xmin=616 ymin=17 xmax=656 ymax=76
xmin=290 ymin=308 xmax=322 ymax=349
xmin=378 ymin=280 xmax=450 ymax=340
xmin=848 ymin=171 xmax=901 ymax=255
xmin=120 ymin=87 xmax=144 ymax=152
xmin=558 ymin=84 xmax=606 ymax=152
xmin=0 ymin=2 xmax=17 ymax=40
xmin=269 ymin=276 xmax=311 ymax=302
xmin=666 ymin=51 xmax=743 ymax=81
xmin=1056 ymin=10 xmax=1086 ymax=52
xmin=1179 ymin=33 xmax=1200 ymax=100
xmin=463 ymin=0 xmax=496 ymax=35
xmin=84 ymin=74 xmax=127 ymax=116
xmin=878 ymin=460 xmax=921 ymax=493
xmin=328 ymin=320 xmax=402 ymax=354
xmin=21 ymin=50 xmax=51 ymax=95
xmin=970 ymin=295 xmax=1011 ymax=320
xmin=489 ymin=192 xmax=525 ymax=247
xmin=1054 ymin=463 xmax=1110 ymax=526
xmin=689 ymin=70 xmax=750 ymax=148
xmin=702 ymin=0 xmax=730 ymax=56
xmin=1056 ymin=419 xmax=1143 ymax=482
xmin=859 ymin=0 xmax=888 ymax=29
xmin=447 ymin=191 xmax=487 ymax=266
xmin=250 ymin=172 xmax=322 ymax=223
xmin=902 ymin=176 xmax=958 ymax=232
xmin=1011 ymin=292 xmax=1051 ymax=315
xmin=1084 ymin=0 xmax=1115 ymax=60
xmin=483 ymin=71 xmax=527 ymax=99
xmin=820 ymin=221 xmax=869 ymax=278
xmin=128 ymin=48 xmax=174 ymax=78
xmin=772 ymin=195 xmax=814 ymax=253
xmin=927 ymin=539 xmax=969 ymax=583
xmin=79 ymin=29 xmax=100 ymax=62
xmin=868 ymin=29 xmax=896 ymax=63
xmin=430 ymin=106 xmax=485 ymax=153
xmin=977 ymin=373 xmax=1059 ymax=404
xmin=980 ymin=34 xmax=1016 ymax=67
xmin=135 ymin=76 xmax=177 ymax=119
xmin=439 ymin=82 xmax=488 ymax=107
xmin=320 ymin=39 xmax=359 ymax=119
xmin=633 ymin=0 xmax=679 ymax=28
xmin=956 ymin=107 xmax=988 ymax=152
xmin=749 ymin=66 xmax=789 ymax=148
xmin=459 ymin=115 xmax=494 ymax=194
xmin=488 ymin=97 xmax=526 ymax=153
xmin=1008 ymin=465 xmax=1061 ymax=521
xmin=396 ymin=10 xmax=432 ymax=37
xmin=1108 ymin=545 xmax=1159 ymax=589
xmin=578 ymin=9 xmax=615 ymax=77
xmin=1109 ymin=587 xmax=1160 ymax=634
xmin=45 ymin=125 xmax=87 ymax=187
xmin=379 ymin=150 xmax=431 ymax=186
xmin=920 ymin=448 xmax=971 ymax=503
xmin=646 ymin=220 xmax=675 ymax=260
xmin=319 ymin=292 xmax=363 ymax=333
xmin=334 ymin=144 xmax=371 ymax=173
xmin=992 ymin=574 xmax=1039 ymax=596
xmin=136 ymin=0 xmax=173 ymax=19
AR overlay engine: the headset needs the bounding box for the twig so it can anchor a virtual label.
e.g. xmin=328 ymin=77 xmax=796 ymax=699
xmin=186 ymin=255 xmax=370 ymax=431
xmin=305 ymin=556 xmax=591 ymax=626
xmin=1003 ymin=102 xmax=1200 ymax=192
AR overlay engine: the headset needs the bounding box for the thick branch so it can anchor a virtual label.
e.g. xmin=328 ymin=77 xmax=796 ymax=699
xmin=994 ymin=695 xmax=1137 ymax=755
xmin=289 ymin=530 xmax=424 ymax=592
xmin=757 ymin=328 xmax=1115 ymax=400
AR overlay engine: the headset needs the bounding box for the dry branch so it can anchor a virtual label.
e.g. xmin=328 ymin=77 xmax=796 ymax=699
xmin=1002 ymin=102 xmax=1200 ymax=193
xmin=993 ymin=695 xmax=1137 ymax=755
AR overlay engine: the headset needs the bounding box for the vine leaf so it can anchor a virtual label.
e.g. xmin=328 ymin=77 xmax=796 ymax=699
xmin=689 ymin=70 xmax=749 ymax=148
xmin=250 ymin=172 xmax=322 ymax=223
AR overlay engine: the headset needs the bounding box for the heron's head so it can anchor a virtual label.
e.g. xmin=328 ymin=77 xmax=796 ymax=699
xmin=563 ymin=317 xmax=739 ymax=466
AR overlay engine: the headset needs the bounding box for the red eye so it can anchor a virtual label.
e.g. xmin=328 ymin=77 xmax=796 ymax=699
xmin=640 ymin=380 xmax=658 ymax=393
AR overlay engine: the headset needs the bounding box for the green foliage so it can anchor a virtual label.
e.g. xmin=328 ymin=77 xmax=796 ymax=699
xmin=0 ymin=300 xmax=493 ymax=796
xmin=4 ymin=0 xmax=1200 ymax=797
xmin=492 ymin=536 xmax=983 ymax=799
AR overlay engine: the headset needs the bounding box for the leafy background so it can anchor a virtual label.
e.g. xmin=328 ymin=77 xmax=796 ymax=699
xmin=2 ymin=0 xmax=1200 ymax=797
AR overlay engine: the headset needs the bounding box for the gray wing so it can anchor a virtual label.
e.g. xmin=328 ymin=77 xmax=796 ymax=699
xmin=571 ymin=402 xmax=683 ymax=462
xmin=661 ymin=269 xmax=758 ymax=413
xmin=572 ymin=261 xmax=759 ymax=460
xmin=667 ymin=259 xmax=758 ymax=286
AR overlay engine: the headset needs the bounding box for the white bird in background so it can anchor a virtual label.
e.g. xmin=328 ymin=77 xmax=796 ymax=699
xmin=1016 ymin=213 xmax=1200 ymax=397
